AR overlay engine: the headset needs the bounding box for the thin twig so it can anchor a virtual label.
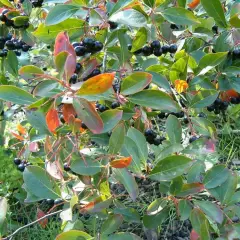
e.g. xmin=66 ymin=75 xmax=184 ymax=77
xmin=3 ymin=210 xmax=63 ymax=240
xmin=102 ymin=50 xmax=107 ymax=73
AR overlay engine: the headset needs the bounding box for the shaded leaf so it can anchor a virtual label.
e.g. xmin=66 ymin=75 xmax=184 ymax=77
xmin=56 ymin=230 xmax=92 ymax=240
xmin=101 ymin=214 xmax=123 ymax=235
xmin=166 ymin=115 xmax=182 ymax=144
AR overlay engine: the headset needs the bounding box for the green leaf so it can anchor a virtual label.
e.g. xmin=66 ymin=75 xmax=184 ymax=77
xmin=203 ymin=165 xmax=229 ymax=189
xmin=113 ymin=168 xmax=139 ymax=201
xmin=166 ymin=115 xmax=182 ymax=144
xmin=208 ymin=171 xmax=238 ymax=205
xmin=194 ymin=200 xmax=223 ymax=224
xmin=0 ymin=197 xmax=7 ymax=231
xmin=0 ymin=85 xmax=36 ymax=105
xmin=149 ymin=155 xmax=192 ymax=181
xmin=230 ymin=13 xmax=240 ymax=28
xmin=56 ymin=230 xmax=92 ymax=240
xmin=101 ymin=110 xmax=123 ymax=133
xmin=26 ymin=109 xmax=51 ymax=135
xmin=147 ymin=71 xmax=171 ymax=92
xmin=190 ymin=90 xmax=219 ymax=108
xmin=191 ymin=117 xmax=217 ymax=138
xmin=178 ymin=200 xmax=192 ymax=221
xmin=71 ymin=155 xmax=101 ymax=176
xmin=128 ymin=90 xmax=180 ymax=112
xmin=5 ymin=51 xmax=18 ymax=77
xmin=162 ymin=7 xmax=200 ymax=25
xmin=190 ymin=208 xmax=207 ymax=235
xmin=22 ymin=0 xmax=32 ymax=15
xmin=200 ymin=220 xmax=211 ymax=240
xmin=23 ymin=166 xmax=61 ymax=200
xmin=170 ymin=176 xmax=183 ymax=195
xmin=12 ymin=16 xmax=29 ymax=26
xmin=117 ymin=29 xmax=131 ymax=66
xmin=121 ymin=72 xmax=152 ymax=95
xmin=108 ymin=232 xmax=143 ymax=240
xmin=201 ymin=0 xmax=227 ymax=28
xmin=33 ymin=80 xmax=62 ymax=97
xmin=197 ymin=52 xmax=228 ymax=75
xmin=143 ymin=0 xmax=154 ymax=7
xmin=177 ymin=183 xmax=204 ymax=197
xmin=109 ymin=9 xmax=147 ymax=27
xmin=101 ymin=214 xmax=123 ymax=235
xmin=19 ymin=65 xmax=44 ymax=80
xmin=33 ymin=19 xmax=85 ymax=44
xmin=109 ymin=122 xmax=125 ymax=154
xmin=73 ymin=98 xmax=103 ymax=134
xmin=45 ymin=5 xmax=81 ymax=25
xmin=89 ymin=9 xmax=103 ymax=26
xmin=109 ymin=0 xmax=138 ymax=16
xmin=121 ymin=136 xmax=142 ymax=173
xmin=131 ymin=27 xmax=148 ymax=53
xmin=55 ymin=51 xmax=69 ymax=78
xmin=177 ymin=0 xmax=186 ymax=8
xmin=113 ymin=208 xmax=140 ymax=223
xmin=0 ymin=0 xmax=14 ymax=8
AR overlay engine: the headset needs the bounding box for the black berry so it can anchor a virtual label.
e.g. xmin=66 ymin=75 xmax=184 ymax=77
xmin=75 ymin=46 xmax=86 ymax=56
xmin=142 ymin=46 xmax=153 ymax=56
xmin=189 ymin=136 xmax=198 ymax=143
xmin=169 ymin=44 xmax=177 ymax=54
xmin=153 ymin=48 xmax=162 ymax=57
xmin=94 ymin=41 xmax=103 ymax=52
xmin=75 ymin=62 xmax=82 ymax=74
xmin=111 ymin=102 xmax=120 ymax=109
xmin=161 ymin=45 xmax=170 ymax=54
xmin=63 ymin=163 xmax=71 ymax=172
xmin=17 ymin=163 xmax=25 ymax=172
xmin=108 ymin=21 xmax=118 ymax=30
xmin=14 ymin=158 xmax=21 ymax=165
xmin=5 ymin=40 xmax=15 ymax=50
xmin=99 ymin=105 xmax=107 ymax=112
xmin=54 ymin=198 xmax=64 ymax=205
xmin=151 ymin=40 xmax=161 ymax=50
xmin=69 ymin=74 xmax=78 ymax=84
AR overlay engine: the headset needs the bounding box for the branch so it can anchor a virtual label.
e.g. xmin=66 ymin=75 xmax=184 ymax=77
xmin=102 ymin=50 xmax=107 ymax=73
xmin=3 ymin=210 xmax=63 ymax=240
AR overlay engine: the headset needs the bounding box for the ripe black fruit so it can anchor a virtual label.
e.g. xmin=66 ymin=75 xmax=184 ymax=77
xmin=94 ymin=41 xmax=103 ymax=51
xmin=14 ymin=158 xmax=21 ymax=165
xmin=128 ymin=44 xmax=132 ymax=51
xmin=75 ymin=62 xmax=82 ymax=74
xmin=63 ymin=163 xmax=71 ymax=172
xmin=98 ymin=105 xmax=107 ymax=112
xmin=133 ymin=48 xmax=142 ymax=55
xmin=75 ymin=46 xmax=86 ymax=56
xmin=207 ymin=105 xmax=214 ymax=112
xmin=144 ymin=129 xmax=157 ymax=138
xmin=42 ymin=67 xmax=47 ymax=71
xmin=153 ymin=48 xmax=162 ymax=57
xmin=5 ymin=40 xmax=15 ymax=50
xmin=17 ymin=163 xmax=25 ymax=172
xmin=212 ymin=25 xmax=218 ymax=34
xmin=230 ymin=97 xmax=238 ymax=104
xmin=22 ymin=44 xmax=30 ymax=52
xmin=170 ymin=24 xmax=179 ymax=30
xmin=81 ymin=122 xmax=88 ymax=129
xmin=198 ymin=112 xmax=206 ymax=118
xmin=153 ymin=136 xmax=161 ymax=146
xmin=111 ymin=102 xmax=120 ymax=109
xmin=158 ymin=112 xmax=166 ymax=119
xmin=14 ymin=50 xmax=21 ymax=56
xmin=91 ymin=69 xmax=101 ymax=76
xmin=169 ymin=44 xmax=177 ymax=53
xmin=69 ymin=74 xmax=78 ymax=84
xmin=161 ymin=45 xmax=170 ymax=54
xmin=183 ymin=117 xmax=189 ymax=124
xmin=72 ymin=42 xmax=80 ymax=48
xmin=142 ymin=46 xmax=153 ymax=56
xmin=150 ymin=40 xmax=161 ymax=50
xmin=83 ymin=38 xmax=95 ymax=49
xmin=189 ymin=136 xmax=198 ymax=143
xmin=46 ymin=199 xmax=54 ymax=206
xmin=233 ymin=49 xmax=240 ymax=59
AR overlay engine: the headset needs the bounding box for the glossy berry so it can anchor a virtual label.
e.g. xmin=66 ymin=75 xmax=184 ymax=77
xmin=111 ymin=102 xmax=120 ymax=109
xmin=219 ymin=101 xmax=229 ymax=110
xmin=233 ymin=49 xmax=240 ymax=59
xmin=83 ymin=38 xmax=95 ymax=49
xmin=22 ymin=44 xmax=30 ymax=52
xmin=142 ymin=46 xmax=153 ymax=56
xmin=46 ymin=199 xmax=54 ymax=205
xmin=158 ymin=112 xmax=165 ymax=119
xmin=54 ymin=198 xmax=64 ymax=205
xmin=63 ymin=163 xmax=71 ymax=172
xmin=0 ymin=49 xmax=7 ymax=57
xmin=189 ymin=136 xmax=198 ymax=143
xmin=75 ymin=63 xmax=82 ymax=74
xmin=169 ymin=44 xmax=178 ymax=54
xmin=198 ymin=112 xmax=206 ymax=118
xmin=69 ymin=74 xmax=78 ymax=84
xmin=42 ymin=67 xmax=47 ymax=71
xmin=151 ymin=40 xmax=161 ymax=50
xmin=153 ymin=48 xmax=162 ymax=57
xmin=214 ymin=109 xmax=220 ymax=114
xmin=94 ymin=41 xmax=103 ymax=52
xmin=60 ymin=115 xmax=65 ymax=124
xmin=72 ymin=42 xmax=80 ymax=48
xmin=128 ymin=44 xmax=132 ymax=51
xmin=14 ymin=40 xmax=23 ymax=49
xmin=170 ymin=24 xmax=179 ymax=30
xmin=91 ymin=69 xmax=101 ymax=76
xmin=14 ymin=158 xmax=21 ymax=165
xmin=99 ymin=105 xmax=107 ymax=112
xmin=14 ymin=50 xmax=21 ymax=56
xmin=17 ymin=163 xmax=25 ymax=172
xmin=153 ymin=136 xmax=162 ymax=146
xmin=75 ymin=46 xmax=86 ymax=56
xmin=161 ymin=45 xmax=170 ymax=54
xmin=5 ymin=40 xmax=15 ymax=50
xmin=183 ymin=117 xmax=189 ymax=124
xmin=207 ymin=105 xmax=215 ymax=112
xmin=144 ymin=129 xmax=157 ymax=138
xmin=108 ymin=21 xmax=118 ymax=30
xmin=212 ymin=25 xmax=218 ymax=34
xmin=133 ymin=48 xmax=142 ymax=55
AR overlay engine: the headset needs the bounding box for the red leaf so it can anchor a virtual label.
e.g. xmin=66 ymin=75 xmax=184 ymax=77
xmin=37 ymin=208 xmax=48 ymax=228
xmin=62 ymin=104 xmax=77 ymax=123
xmin=110 ymin=156 xmax=132 ymax=168
xmin=190 ymin=229 xmax=200 ymax=240
xmin=11 ymin=132 xmax=25 ymax=141
xmin=46 ymin=109 xmax=60 ymax=133
xmin=54 ymin=32 xmax=76 ymax=81
xmin=188 ymin=0 xmax=200 ymax=9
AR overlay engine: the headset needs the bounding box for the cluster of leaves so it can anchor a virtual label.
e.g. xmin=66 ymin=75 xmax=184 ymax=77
xmin=0 ymin=0 xmax=240 ymax=239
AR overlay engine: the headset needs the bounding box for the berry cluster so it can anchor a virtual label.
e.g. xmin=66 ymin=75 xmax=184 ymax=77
xmin=144 ymin=129 xmax=166 ymax=146
xmin=0 ymin=34 xmax=31 ymax=57
xmin=45 ymin=198 xmax=64 ymax=207
xmin=128 ymin=40 xmax=178 ymax=57
xmin=158 ymin=111 xmax=184 ymax=119
xmin=96 ymin=102 xmax=108 ymax=112
xmin=207 ymin=98 xmax=229 ymax=114
xmin=13 ymin=158 xmax=32 ymax=172
xmin=72 ymin=38 xmax=103 ymax=57
xmin=233 ymin=49 xmax=240 ymax=60
xmin=0 ymin=9 xmax=29 ymax=29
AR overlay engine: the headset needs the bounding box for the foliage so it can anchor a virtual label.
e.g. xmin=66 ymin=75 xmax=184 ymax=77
xmin=0 ymin=0 xmax=240 ymax=239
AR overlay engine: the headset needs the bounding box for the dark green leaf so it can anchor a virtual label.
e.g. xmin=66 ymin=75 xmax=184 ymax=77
xmin=5 ymin=51 xmax=18 ymax=77
xmin=178 ymin=200 xmax=192 ymax=221
xmin=190 ymin=90 xmax=219 ymax=108
xmin=166 ymin=115 xmax=182 ymax=144
xmin=113 ymin=208 xmax=140 ymax=223
xmin=109 ymin=122 xmax=125 ymax=154
xmin=101 ymin=215 xmax=123 ymax=235
xmin=101 ymin=110 xmax=123 ymax=133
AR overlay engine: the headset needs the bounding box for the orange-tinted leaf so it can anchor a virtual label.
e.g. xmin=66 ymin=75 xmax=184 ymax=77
xmin=78 ymin=73 xmax=115 ymax=95
xmin=54 ymin=32 xmax=76 ymax=81
xmin=175 ymin=80 xmax=188 ymax=93
xmin=110 ymin=156 xmax=132 ymax=168
xmin=17 ymin=124 xmax=27 ymax=135
xmin=188 ymin=0 xmax=200 ymax=9
xmin=11 ymin=132 xmax=25 ymax=141
xmin=81 ymin=201 xmax=95 ymax=212
xmin=46 ymin=109 xmax=60 ymax=133
xmin=62 ymin=104 xmax=77 ymax=123
xmin=220 ymin=89 xmax=239 ymax=102
xmin=190 ymin=229 xmax=199 ymax=240
xmin=37 ymin=208 xmax=48 ymax=228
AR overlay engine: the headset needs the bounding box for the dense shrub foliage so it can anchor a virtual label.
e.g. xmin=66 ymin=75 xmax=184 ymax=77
xmin=0 ymin=0 xmax=240 ymax=239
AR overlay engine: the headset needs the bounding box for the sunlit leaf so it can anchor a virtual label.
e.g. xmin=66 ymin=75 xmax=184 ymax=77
xmin=46 ymin=109 xmax=61 ymax=133
xmin=110 ymin=156 xmax=132 ymax=168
